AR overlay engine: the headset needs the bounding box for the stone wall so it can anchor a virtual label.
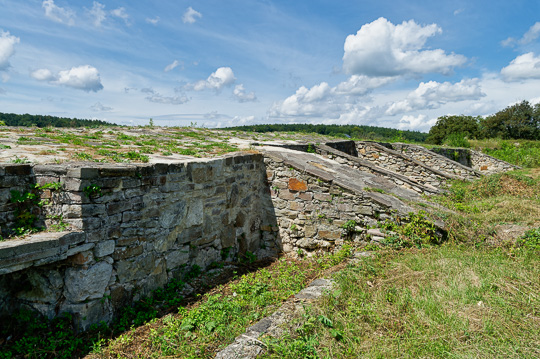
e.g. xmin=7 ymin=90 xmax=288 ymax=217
xmin=469 ymin=149 xmax=520 ymax=174
xmin=388 ymin=143 xmax=482 ymax=181
xmin=353 ymin=141 xmax=456 ymax=188
xmin=429 ymin=147 xmax=472 ymax=167
xmin=0 ymin=164 xmax=37 ymax=237
xmin=315 ymin=144 xmax=441 ymax=195
xmin=0 ymin=154 xmax=278 ymax=329
xmin=263 ymin=151 xmax=422 ymax=255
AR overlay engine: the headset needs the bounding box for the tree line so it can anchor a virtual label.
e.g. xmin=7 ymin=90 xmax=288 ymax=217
xmin=0 ymin=112 xmax=115 ymax=128
xmin=427 ymin=101 xmax=540 ymax=145
xmin=225 ymin=123 xmax=428 ymax=143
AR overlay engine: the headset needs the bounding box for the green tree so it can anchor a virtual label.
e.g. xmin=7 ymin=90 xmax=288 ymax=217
xmin=480 ymin=101 xmax=539 ymax=140
xmin=426 ymin=115 xmax=481 ymax=145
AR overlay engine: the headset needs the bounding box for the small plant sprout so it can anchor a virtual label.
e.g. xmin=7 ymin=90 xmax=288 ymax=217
xmin=83 ymin=184 xmax=102 ymax=198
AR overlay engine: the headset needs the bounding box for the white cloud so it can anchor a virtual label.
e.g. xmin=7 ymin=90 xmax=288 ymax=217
xmin=453 ymin=8 xmax=464 ymax=16
xmin=30 ymin=68 xmax=55 ymax=81
xmin=270 ymin=75 xmax=395 ymax=120
xmin=146 ymin=16 xmax=160 ymax=25
xmin=190 ymin=67 xmax=236 ymax=91
xmin=500 ymin=52 xmax=540 ymax=81
xmin=342 ymin=17 xmax=466 ymax=77
xmin=229 ymin=115 xmax=255 ymax=126
xmin=164 ymin=60 xmax=181 ymax=72
xmin=233 ymin=84 xmax=257 ymax=102
xmin=87 ymin=1 xmax=106 ymax=27
xmin=111 ymin=7 xmax=129 ymax=24
xmin=334 ymin=75 xmax=396 ymax=96
xmin=0 ymin=30 xmax=19 ymax=71
xmin=182 ymin=7 xmax=202 ymax=24
xmin=31 ymin=65 xmax=103 ymax=92
xmin=385 ymin=79 xmax=485 ymax=115
xmin=502 ymin=22 xmax=540 ymax=47
xmin=42 ymin=0 xmax=75 ymax=26
xmin=271 ymin=82 xmax=333 ymax=117
xmin=90 ymin=102 xmax=113 ymax=112
xmin=141 ymin=88 xmax=189 ymax=105
xmin=397 ymin=114 xmax=436 ymax=131
xmin=521 ymin=22 xmax=540 ymax=45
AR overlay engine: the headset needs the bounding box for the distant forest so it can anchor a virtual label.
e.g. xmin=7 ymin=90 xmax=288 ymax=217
xmin=225 ymin=124 xmax=428 ymax=142
xmin=0 ymin=112 xmax=115 ymax=128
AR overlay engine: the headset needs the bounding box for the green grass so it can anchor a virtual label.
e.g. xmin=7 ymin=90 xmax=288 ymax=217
xmin=429 ymin=169 xmax=540 ymax=239
xmin=470 ymin=139 xmax=540 ymax=168
xmin=262 ymin=244 xmax=539 ymax=358
xmin=89 ymin=250 xmax=351 ymax=358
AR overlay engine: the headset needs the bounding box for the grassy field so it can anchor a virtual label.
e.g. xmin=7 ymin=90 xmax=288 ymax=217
xmin=262 ymin=244 xmax=539 ymax=358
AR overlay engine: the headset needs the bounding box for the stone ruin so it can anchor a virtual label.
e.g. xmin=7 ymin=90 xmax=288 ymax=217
xmin=0 ymin=140 xmax=518 ymax=329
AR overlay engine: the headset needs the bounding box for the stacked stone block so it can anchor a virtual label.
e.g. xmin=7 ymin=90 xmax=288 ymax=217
xmin=0 ymin=154 xmax=278 ymax=329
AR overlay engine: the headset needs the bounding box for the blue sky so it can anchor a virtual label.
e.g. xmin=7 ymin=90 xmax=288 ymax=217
xmin=0 ymin=0 xmax=539 ymax=131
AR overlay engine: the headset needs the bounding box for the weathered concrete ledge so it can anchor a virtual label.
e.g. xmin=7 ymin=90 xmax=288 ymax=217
xmin=0 ymin=231 xmax=86 ymax=275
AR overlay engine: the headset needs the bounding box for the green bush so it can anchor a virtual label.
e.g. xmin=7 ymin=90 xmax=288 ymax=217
xmin=443 ymin=133 xmax=470 ymax=148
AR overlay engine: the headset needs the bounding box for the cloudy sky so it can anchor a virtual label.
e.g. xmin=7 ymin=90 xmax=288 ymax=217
xmin=0 ymin=0 xmax=539 ymax=131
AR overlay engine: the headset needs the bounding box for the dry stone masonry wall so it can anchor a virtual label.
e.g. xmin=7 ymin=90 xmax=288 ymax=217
xmin=469 ymin=149 xmax=520 ymax=174
xmin=265 ymin=155 xmax=393 ymax=254
xmin=316 ymin=144 xmax=441 ymax=195
xmin=354 ymin=141 xmax=456 ymax=188
xmin=0 ymin=154 xmax=278 ymax=329
xmin=388 ymin=143 xmax=482 ymax=181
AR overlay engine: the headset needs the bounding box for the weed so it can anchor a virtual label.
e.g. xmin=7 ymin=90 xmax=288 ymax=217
xmin=341 ymin=219 xmax=358 ymax=238
xmin=74 ymin=152 xmax=94 ymax=161
xmin=7 ymin=182 xmax=62 ymax=237
xmin=9 ymin=156 xmax=30 ymax=163
xmin=47 ymin=214 xmax=69 ymax=231
xmin=240 ymin=251 xmax=257 ymax=264
xmin=221 ymin=246 xmax=232 ymax=260
xmin=515 ymin=227 xmax=540 ymax=250
xmin=184 ymin=264 xmax=202 ymax=281
xmin=83 ymin=184 xmax=102 ymax=198
xmin=378 ymin=211 xmax=441 ymax=249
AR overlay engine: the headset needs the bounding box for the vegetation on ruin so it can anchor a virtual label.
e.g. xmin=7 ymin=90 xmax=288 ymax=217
xmin=0 ymin=249 xmax=352 ymax=359
xmin=1 ymin=165 xmax=538 ymax=358
xmin=0 ymin=126 xmax=242 ymax=163
xmin=2 ymin=182 xmax=66 ymax=240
